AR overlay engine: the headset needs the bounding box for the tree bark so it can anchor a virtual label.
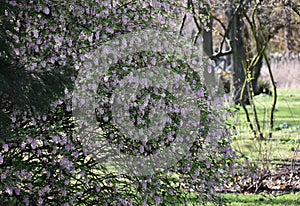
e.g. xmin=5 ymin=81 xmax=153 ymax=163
xmin=201 ymin=4 xmax=215 ymax=86
xmin=251 ymin=56 xmax=262 ymax=95
xmin=285 ymin=0 xmax=293 ymax=56
xmin=226 ymin=5 xmax=248 ymax=105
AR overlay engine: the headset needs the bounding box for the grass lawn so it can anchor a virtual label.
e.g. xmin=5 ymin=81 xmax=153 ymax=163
xmin=219 ymin=192 xmax=300 ymax=206
xmin=232 ymin=89 xmax=300 ymax=132
xmin=170 ymin=192 xmax=300 ymax=205
xmin=229 ymin=89 xmax=300 ymax=165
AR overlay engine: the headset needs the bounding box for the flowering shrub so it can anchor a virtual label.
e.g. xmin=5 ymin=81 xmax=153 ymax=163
xmin=0 ymin=78 xmax=237 ymax=205
xmin=0 ymin=102 xmax=141 ymax=205
xmin=0 ymin=0 xmax=238 ymax=205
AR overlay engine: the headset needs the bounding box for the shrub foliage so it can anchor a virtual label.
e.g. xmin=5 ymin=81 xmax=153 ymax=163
xmin=0 ymin=0 xmax=237 ymax=205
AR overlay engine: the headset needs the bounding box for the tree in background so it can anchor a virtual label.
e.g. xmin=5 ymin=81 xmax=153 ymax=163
xmin=206 ymin=0 xmax=298 ymax=104
xmin=178 ymin=0 xmax=298 ymax=139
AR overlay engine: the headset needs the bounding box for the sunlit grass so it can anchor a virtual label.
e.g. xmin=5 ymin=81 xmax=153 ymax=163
xmin=232 ymin=89 xmax=300 ymax=133
xmin=170 ymin=192 xmax=300 ymax=205
xmin=219 ymin=192 xmax=300 ymax=206
xmin=228 ymin=89 xmax=300 ymax=166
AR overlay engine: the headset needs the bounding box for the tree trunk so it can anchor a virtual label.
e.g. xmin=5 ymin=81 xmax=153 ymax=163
xmin=201 ymin=4 xmax=215 ymax=86
xmin=252 ymin=56 xmax=262 ymax=95
xmin=285 ymin=0 xmax=293 ymax=56
xmin=226 ymin=5 xmax=248 ymax=105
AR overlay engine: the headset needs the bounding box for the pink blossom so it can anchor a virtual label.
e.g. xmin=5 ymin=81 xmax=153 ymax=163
xmin=139 ymin=145 xmax=144 ymax=153
xmin=3 ymin=144 xmax=9 ymax=152
xmin=44 ymin=7 xmax=50 ymax=14
xmin=33 ymin=30 xmax=39 ymax=38
xmin=122 ymin=15 xmax=128 ymax=25
xmin=11 ymin=116 xmax=16 ymax=123
xmin=43 ymin=186 xmax=50 ymax=193
xmin=168 ymin=188 xmax=174 ymax=195
xmin=15 ymin=187 xmax=20 ymax=195
xmin=155 ymin=196 xmax=162 ymax=205
xmin=52 ymin=136 xmax=59 ymax=143
xmin=61 ymin=136 xmax=68 ymax=145
xmin=38 ymin=197 xmax=43 ymax=204
xmin=31 ymin=139 xmax=37 ymax=149
xmin=206 ymin=161 xmax=211 ymax=168
xmin=9 ymin=0 xmax=17 ymax=6
xmin=62 ymin=189 xmax=67 ymax=197
xmin=141 ymin=181 xmax=147 ymax=190
xmin=105 ymin=27 xmax=114 ymax=34
xmin=64 ymin=179 xmax=70 ymax=185
xmin=151 ymin=0 xmax=158 ymax=7
xmin=5 ymin=185 xmax=13 ymax=196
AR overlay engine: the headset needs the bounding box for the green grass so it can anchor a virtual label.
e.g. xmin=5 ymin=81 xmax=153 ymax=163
xmin=169 ymin=192 xmax=300 ymax=205
xmin=232 ymin=89 xmax=300 ymax=133
xmin=219 ymin=192 xmax=300 ymax=206
xmin=228 ymin=89 xmax=300 ymax=165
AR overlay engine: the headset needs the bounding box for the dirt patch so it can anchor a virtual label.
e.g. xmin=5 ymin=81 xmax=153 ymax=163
xmin=225 ymin=167 xmax=300 ymax=194
xmin=261 ymin=167 xmax=300 ymax=193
